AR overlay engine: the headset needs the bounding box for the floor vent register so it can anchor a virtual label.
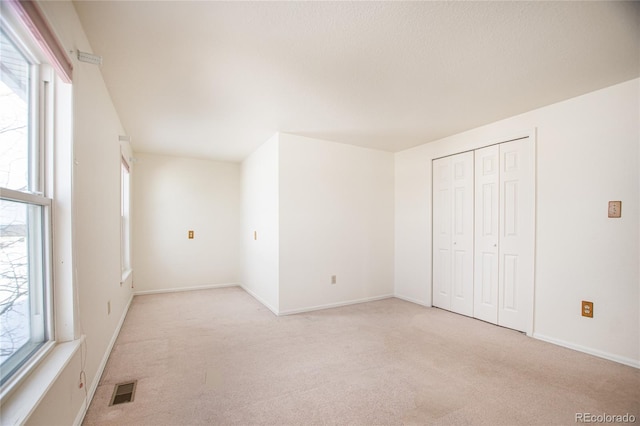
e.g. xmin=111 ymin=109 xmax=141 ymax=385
xmin=110 ymin=380 xmax=137 ymax=406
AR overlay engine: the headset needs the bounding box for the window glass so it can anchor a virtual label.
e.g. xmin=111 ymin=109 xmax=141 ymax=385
xmin=0 ymin=28 xmax=32 ymax=192
xmin=0 ymin=199 xmax=46 ymax=385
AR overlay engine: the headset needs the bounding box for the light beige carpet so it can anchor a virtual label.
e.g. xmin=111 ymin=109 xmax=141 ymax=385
xmin=83 ymin=287 xmax=639 ymax=425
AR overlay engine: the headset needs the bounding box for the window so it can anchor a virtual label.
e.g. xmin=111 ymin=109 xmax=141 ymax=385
xmin=121 ymin=156 xmax=131 ymax=277
xmin=0 ymin=25 xmax=53 ymax=388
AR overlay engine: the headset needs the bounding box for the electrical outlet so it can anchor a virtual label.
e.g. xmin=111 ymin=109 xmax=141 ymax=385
xmin=582 ymin=301 xmax=593 ymax=318
xmin=331 ymin=275 xmax=337 ymax=285
xmin=188 ymin=230 xmax=194 ymax=239
xmin=254 ymin=231 xmax=257 ymax=240
xmin=608 ymin=201 xmax=621 ymax=218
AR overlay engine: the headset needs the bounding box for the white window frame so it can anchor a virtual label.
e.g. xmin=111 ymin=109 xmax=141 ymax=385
xmin=0 ymin=22 xmax=55 ymax=395
xmin=120 ymin=154 xmax=131 ymax=282
xmin=0 ymin=11 xmax=77 ymax=418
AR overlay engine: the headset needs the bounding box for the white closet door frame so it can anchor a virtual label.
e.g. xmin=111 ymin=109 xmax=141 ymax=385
xmin=430 ymin=131 xmax=536 ymax=336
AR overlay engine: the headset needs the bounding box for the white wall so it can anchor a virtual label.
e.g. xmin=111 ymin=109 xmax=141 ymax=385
xmin=278 ymin=133 xmax=395 ymax=314
xmin=395 ymin=78 xmax=640 ymax=366
xmin=240 ymin=134 xmax=280 ymax=313
xmin=132 ymin=153 xmax=240 ymax=293
xmin=11 ymin=7 xmax=636 ymax=424
xmin=23 ymin=1 xmax=134 ymax=424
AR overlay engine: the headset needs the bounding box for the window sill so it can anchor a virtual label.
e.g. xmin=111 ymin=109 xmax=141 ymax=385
xmin=0 ymin=336 xmax=84 ymax=425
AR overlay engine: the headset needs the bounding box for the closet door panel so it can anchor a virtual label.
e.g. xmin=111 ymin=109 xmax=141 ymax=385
xmin=474 ymin=145 xmax=499 ymax=324
xmin=449 ymin=152 xmax=474 ymax=317
xmin=498 ymin=138 xmax=534 ymax=332
xmin=432 ymin=157 xmax=452 ymax=310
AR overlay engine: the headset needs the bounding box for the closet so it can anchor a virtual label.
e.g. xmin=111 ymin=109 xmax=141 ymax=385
xmin=432 ymin=137 xmax=534 ymax=333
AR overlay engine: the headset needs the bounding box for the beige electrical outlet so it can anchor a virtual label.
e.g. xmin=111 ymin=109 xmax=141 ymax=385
xmin=608 ymin=201 xmax=621 ymax=218
xmin=188 ymin=230 xmax=194 ymax=239
xmin=582 ymin=301 xmax=593 ymax=318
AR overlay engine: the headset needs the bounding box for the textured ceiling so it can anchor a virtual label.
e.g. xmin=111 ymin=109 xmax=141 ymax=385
xmin=72 ymin=1 xmax=639 ymax=162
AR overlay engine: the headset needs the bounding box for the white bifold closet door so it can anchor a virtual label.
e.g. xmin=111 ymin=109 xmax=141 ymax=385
xmin=474 ymin=138 xmax=534 ymax=332
xmin=432 ymin=151 xmax=474 ymax=317
xmin=473 ymin=145 xmax=500 ymax=324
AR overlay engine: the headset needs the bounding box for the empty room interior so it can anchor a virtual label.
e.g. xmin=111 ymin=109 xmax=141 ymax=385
xmin=0 ymin=1 xmax=639 ymax=425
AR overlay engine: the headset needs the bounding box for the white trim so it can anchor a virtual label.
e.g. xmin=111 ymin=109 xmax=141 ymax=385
xmin=527 ymin=127 xmax=537 ymax=338
xmin=278 ymin=294 xmax=395 ymax=316
xmin=73 ymin=294 xmax=133 ymax=426
xmin=133 ymin=282 xmax=238 ymax=296
xmin=533 ymin=333 xmax=640 ymax=369
xmin=119 ymin=155 xmax=131 ymax=275
xmin=239 ymin=285 xmax=279 ymax=316
xmin=0 ymin=187 xmax=52 ymax=206
xmin=0 ymin=341 xmax=55 ymax=402
xmin=0 ymin=337 xmax=83 ymax=426
xmin=120 ymin=269 xmax=132 ymax=284
xmin=393 ymin=294 xmax=431 ymax=307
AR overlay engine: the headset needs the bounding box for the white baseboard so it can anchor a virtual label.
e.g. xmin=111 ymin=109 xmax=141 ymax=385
xmin=394 ymin=293 xmax=431 ymax=307
xmin=74 ymin=293 xmax=134 ymax=426
xmin=133 ymin=282 xmax=238 ymax=296
xmin=239 ymin=284 xmax=279 ymax=316
xmin=533 ymin=333 xmax=640 ymax=369
xmin=278 ymin=294 xmax=394 ymax=316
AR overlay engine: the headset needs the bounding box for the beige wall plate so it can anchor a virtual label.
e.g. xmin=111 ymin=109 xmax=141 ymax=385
xmin=608 ymin=201 xmax=621 ymax=218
